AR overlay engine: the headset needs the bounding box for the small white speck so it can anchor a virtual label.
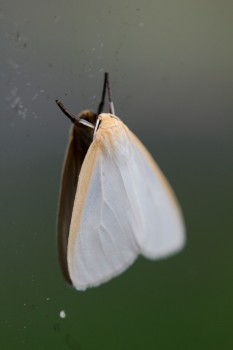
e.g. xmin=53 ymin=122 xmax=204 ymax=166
xmin=19 ymin=108 xmax=28 ymax=120
xmin=8 ymin=59 xmax=19 ymax=69
xmin=46 ymin=297 xmax=50 ymax=301
xmin=11 ymin=96 xmax=20 ymax=108
xmin=6 ymin=87 xmax=18 ymax=101
xmin=32 ymin=93 xmax=38 ymax=100
xmin=59 ymin=310 xmax=66 ymax=319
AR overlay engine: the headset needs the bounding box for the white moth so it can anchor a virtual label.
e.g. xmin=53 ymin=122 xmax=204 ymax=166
xmin=56 ymin=73 xmax=185 ymax=291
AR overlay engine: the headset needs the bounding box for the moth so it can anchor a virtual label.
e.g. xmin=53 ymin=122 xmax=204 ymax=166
xmin=56 ymin=73 xmax=185 ymax=291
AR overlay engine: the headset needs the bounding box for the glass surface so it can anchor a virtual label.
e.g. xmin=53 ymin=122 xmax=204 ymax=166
xmin=1 ymin=1 xmax=233 ymax=349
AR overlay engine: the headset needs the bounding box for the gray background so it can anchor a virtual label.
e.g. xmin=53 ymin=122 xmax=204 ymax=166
xmin=1 ymin=1 xmax=233 ymax=349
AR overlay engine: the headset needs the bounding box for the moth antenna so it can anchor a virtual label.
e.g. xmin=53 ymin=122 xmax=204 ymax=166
xmin=97 ymin=72 xmax=115 ymax=115
xmin=97 ymin=72 xmax=108 ymax=115
xmin=56 ymin=100 xmax=77 ymax=124
xmin=106 ymin=73 xmax=115 ymax=115
xmin=56 ymin=100 xmax=95 ymax=129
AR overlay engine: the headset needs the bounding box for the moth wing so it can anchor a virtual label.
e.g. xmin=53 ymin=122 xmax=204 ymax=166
xmin=57 ymin=125 xmax=80 ymax=285
xmin=67 ymin=131 xmax=140 ymax=290
xmin=127 ymin=130 xmax=185 ymax=259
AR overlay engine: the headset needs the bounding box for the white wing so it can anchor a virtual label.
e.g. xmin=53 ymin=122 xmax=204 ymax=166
xmin=67 ymin=114 xmax=185 ymax=290
xmin=127 ymin=131 xmax=185 ymax=259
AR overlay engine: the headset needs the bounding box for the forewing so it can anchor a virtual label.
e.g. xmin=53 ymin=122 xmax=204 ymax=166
xmin=67 ymin=128 xmax=140 ymax=290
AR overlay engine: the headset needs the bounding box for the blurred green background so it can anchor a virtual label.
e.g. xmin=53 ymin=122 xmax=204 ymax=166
xmin=1 ymin=1 xmax=233 ymax=349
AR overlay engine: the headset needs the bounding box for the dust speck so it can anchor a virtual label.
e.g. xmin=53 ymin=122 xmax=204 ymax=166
xmin=59 ymin=310 xmax=66 ymax=319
